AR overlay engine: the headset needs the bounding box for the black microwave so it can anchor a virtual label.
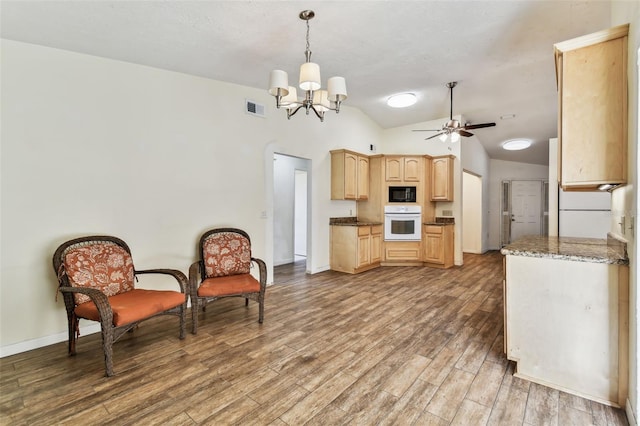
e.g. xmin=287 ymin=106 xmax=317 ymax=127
xmin=388 ymin=186 xmax=417 ymax=203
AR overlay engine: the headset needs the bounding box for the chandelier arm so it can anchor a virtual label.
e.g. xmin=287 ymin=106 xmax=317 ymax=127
xmin=287 ymin=105 xmax=304 ymax=120
xmin=309 ymin=104 xmax=325 ymax=122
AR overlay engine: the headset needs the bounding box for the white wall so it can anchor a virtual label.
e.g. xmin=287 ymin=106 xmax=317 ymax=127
xmin=461 ymin=136 xmax=491 ymax=252
xmin=0 ymin=40 xmax=382 ymax=354
xmin=463 ymin=172 xmax=483 ymax=253
xmin=610 ymin=1 xmax=639 ymax=421
xmin=488 ymin=159 xmax=549 ymax=250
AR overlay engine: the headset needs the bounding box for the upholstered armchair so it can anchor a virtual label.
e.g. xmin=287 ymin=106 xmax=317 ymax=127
xmin=189 ymin=228 xmax=267 ymax=334
xmin=53 ymin=235 xmax=187 ymax=376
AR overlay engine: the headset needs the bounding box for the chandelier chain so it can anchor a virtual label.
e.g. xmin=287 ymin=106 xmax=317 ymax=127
xmin=305 ymin=18 xmax=311 ymax=59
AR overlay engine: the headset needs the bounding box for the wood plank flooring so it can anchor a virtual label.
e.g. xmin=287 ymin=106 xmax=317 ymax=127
xmin=0 ymin=252 xmax=629 ymax=425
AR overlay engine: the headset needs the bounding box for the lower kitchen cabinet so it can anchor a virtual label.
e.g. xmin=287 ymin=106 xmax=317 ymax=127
xmin=330 ymin=224 xmax=382 ymax=274
xmin=423 ymin=224 xmax=454 ymax=268
xmin=383 ymin=241 xmax=422 ymax=265
xmin=503 ymin=253 xmax=628 ymax=406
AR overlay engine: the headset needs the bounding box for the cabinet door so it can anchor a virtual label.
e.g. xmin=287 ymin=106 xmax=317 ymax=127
xmin=343 ymin=152 xmax=358 ymax=199
xmin=431 ymin=157 xmax=452 ymax=201
xmin=560 ymin=35 xmax=626 ymax=188
xmin=357 ymin=235 xmax=370 ymax=268
xmin=403 ymin=157 xmax=421 ymax=182
xmin=385 ymin=157 xmax=403 ymax=182
xmin=370 ymin=226 xmax=382 ymax=263
xmin=424 ymin=232 xmax=444 ymax=263
xmin=357 ymin=156 xmax=369 ymax=200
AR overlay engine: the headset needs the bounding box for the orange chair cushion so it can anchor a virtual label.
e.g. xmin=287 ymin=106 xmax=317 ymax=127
xmin=74 ymin=288 xmax=185 ymax=327
xmin=198 ymin=274 xmax=260 ymax=298
xmin=203 ymin=232 xmax=251 ymax=278
xmin=64 ymin=242 xmax=134 ymax=305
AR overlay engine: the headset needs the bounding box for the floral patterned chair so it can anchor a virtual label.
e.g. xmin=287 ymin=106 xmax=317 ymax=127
xmin=189 ymin=228 xmax=267 ymax=334
xmin=52 ymin=235 xmax=187 ymax=376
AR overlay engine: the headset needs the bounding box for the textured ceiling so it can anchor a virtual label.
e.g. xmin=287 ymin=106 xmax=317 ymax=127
xmin=1 ymin=1 xmax=615 ymax=165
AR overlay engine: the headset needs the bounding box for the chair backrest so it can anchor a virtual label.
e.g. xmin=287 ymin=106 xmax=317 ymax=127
xmin=200 ymin=228 xmax=252 ymax=278
xmin=53 ymin=236 xmax=135 ymax=305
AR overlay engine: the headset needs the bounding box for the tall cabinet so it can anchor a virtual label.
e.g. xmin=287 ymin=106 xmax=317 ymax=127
xmin=554 ymin=24 xmax=628 ymax=190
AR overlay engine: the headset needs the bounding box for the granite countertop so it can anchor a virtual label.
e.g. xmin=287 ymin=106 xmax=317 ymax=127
xmin=501 ymin=235 xmax=628 ymax=265
xmin=424 ymin=217 xmax=455 ymax=226
xmin=329 ymin=217 xmax=383 ymax=226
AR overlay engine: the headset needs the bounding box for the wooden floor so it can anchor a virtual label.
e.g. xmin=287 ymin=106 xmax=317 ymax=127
xmin=0 ymin=252 xmax=629 ymax=425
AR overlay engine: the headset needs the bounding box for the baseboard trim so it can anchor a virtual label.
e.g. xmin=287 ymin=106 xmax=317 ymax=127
xmin=626 ymin=398 xmax=636 ymax=426
xmin=0 ymin=323 xmax=101 ymax=358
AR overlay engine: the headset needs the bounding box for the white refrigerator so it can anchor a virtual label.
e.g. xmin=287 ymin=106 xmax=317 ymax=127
xmin=558 ymin=189 xmax=611 ymax=238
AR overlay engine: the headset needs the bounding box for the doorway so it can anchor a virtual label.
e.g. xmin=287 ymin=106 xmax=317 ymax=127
xmin=462 ymin=171 xmax=482 ymax=253
xmin=502 ymin=180 xmax=544 ymax=245
xmin=273 ymin=153 xmax=311 ymax=271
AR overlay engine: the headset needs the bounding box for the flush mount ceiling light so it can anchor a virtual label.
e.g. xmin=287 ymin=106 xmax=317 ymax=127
xmin=268 ymin=10 xmax=347 ymax=122
xmin=502 ymin=139 xmax=532 ymax=150
xmin=387 ymin=93 xmax=417 ymax=108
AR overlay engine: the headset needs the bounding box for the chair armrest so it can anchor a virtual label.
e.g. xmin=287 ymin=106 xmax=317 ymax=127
xmin=135 ymin=269 xmax=187 ymax=293
xmin=59 ymin=286 xmax=113 ymax=324
xmin=251 ymin=257 xmax=267 ymax=291
xmin=188 ymin=261 xmax=201 ymax=291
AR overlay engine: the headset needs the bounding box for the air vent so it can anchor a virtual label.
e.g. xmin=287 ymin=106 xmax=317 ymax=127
xmin=245 ymin=99 xmax=265 ymax=118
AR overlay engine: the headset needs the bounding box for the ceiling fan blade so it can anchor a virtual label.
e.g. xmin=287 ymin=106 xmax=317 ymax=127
xmin=458 ymin=130 xmax=474 ymax=137
xmin=425 ymin=132 xmax=445 ymax=140
xmin=464 ymin=122 xmax=496 ymax=130
xmin=412 ymin=129 xmax=441 ymax=132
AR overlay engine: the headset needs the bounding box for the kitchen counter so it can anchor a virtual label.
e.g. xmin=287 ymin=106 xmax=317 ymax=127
xmin=501 ymin=235 xmax=628 ymax=265
xmin=502 ymin=234 xmax=629 ymax=405
xmin=424 ymin=217 xmax=455 ymax=226
xmin=329 ymin=217 xmax=382 ymax=226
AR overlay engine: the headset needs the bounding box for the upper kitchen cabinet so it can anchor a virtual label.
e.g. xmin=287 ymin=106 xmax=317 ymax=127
xmin=431 ymin=155 xmax=454 ymax=201
xmin=385 ymin=156 xmax=422 ymax=182
xmin=331 ymin=149 xmax=369 ymax=200
xmin=554 ymin=24 xmax=628 ymax=191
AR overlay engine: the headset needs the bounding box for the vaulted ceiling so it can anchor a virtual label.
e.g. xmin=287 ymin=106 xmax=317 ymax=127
xmin=1 ymin=1 xmax=615 ymax=165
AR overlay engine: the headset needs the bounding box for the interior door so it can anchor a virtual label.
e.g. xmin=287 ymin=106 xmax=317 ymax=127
xmin=510 ymin=180 xmax=542 ymax=243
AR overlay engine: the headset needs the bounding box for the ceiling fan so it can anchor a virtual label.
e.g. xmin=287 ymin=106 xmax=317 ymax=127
xmin=413 ymin=82 xmax=496 ymax=141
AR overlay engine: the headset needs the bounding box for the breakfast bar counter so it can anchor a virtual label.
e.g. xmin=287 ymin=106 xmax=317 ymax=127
xmin=500 ymin=235 xmax=628 ymax=264
xmin=501 ymin=235 xmax=629 ymax=406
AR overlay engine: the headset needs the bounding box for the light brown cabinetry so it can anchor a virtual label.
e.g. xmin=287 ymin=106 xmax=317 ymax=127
xmin=384 ymin=241 xmax=422 ymax=264
xmin=331 ymin=149 xmax=369 ymax=200
xmin=385 ymin=156 xmax=422 ymax=182
xmin=330 ymin=224 xmax=382 ymax=274
xmin=431 ymin=155 xmax=454 ymax=201
xmin=554 ymin=24 xmax=628 ymax=190
xmin=423 ymin=224 xmax=454 ymax=268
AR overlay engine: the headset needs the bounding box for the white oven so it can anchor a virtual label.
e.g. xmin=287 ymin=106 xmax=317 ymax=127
xmin=384 ymin=205 xmax=421 ymax=241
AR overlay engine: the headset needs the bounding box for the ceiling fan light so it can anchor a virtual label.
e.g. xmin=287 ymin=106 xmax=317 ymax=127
xmin=502 ymin=139 xmax=532 ymax=151
xmin=299 ymin=62 xmax=321 ymax=91
xmin=386 ymin=93 xmax=416 ymax=108
xmin=439 ymin=133 xmax=448 ymax=142
xmin=450 ymin=132 xmax=461 ymax=143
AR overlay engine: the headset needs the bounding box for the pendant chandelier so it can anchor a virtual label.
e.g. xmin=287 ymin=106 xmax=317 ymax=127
xmin=268 ymin=10 xmax=347 ymax=122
